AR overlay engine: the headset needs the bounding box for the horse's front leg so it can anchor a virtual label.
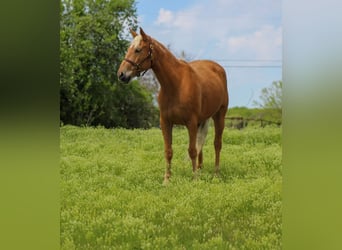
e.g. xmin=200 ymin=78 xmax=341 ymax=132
xmin=160 ymin=119 xmax=173 ymax=184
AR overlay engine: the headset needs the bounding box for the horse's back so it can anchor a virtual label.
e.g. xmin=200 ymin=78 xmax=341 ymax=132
xmin=189 ymin=60 xmax=228 ymax=101
xmin=185 ymin=60 xmax=228 ymax=120
xmin=190 ymin=60 xmax=227 ymax=87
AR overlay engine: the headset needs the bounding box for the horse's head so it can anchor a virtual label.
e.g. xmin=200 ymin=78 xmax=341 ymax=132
xmin=117 ymin=27 xmax=153 ymax=83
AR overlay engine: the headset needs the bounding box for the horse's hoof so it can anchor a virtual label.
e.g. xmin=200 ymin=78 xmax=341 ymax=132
xmin=193 ymin=170 xmax=201 ymax=180
xmin=163 ymin=178 xmax=170 ymax=186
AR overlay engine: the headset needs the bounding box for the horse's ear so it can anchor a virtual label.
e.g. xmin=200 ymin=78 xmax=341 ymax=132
xmin=140 ymin=27 xmax=147 ymax=40
xmin=130 ymin=28 xmax=137 ymax=38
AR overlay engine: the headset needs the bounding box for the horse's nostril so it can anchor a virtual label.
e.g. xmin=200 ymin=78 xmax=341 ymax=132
xmin=118 ymin=72 xmax=131 ymax=83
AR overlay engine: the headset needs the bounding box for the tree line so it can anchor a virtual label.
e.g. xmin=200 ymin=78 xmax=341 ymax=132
xmin=60 ymin=0 xmax=158 ymax=128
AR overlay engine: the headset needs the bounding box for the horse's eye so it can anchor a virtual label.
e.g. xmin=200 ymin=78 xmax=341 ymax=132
xmin=135 ymin=48 xmax=142 ymax=53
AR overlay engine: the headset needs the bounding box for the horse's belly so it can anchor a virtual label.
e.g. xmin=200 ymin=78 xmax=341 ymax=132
xmin=160 ymin=104 xmax=190 ymax=125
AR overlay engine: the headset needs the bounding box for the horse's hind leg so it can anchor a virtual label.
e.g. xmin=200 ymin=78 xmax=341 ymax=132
xmin=196 ymin=120 xmax=209 ymax=169
xmin=213 ymin=106 xmax=227 ymax=174
xmin=198 ymin=150 xmax=203 ymax=169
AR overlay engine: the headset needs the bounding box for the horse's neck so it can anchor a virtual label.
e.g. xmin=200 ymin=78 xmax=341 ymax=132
xmin=151 ymin=39 xmax=184 ymax=91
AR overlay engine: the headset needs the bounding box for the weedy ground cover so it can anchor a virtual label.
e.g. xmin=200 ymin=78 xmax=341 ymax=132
xmin=61 ymin=125 xmax=282 ymax=249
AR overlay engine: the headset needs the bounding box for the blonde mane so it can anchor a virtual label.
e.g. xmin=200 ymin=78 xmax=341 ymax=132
xmin=130 ymin=35 xmax=142 ymax=48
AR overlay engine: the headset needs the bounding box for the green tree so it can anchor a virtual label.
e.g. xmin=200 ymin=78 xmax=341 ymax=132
xmin=253 ymin=81 xmax=282 ymax=123
xmin=254 ymin=81 xmax=282 ymax=110
xmin=112 ymin=80 xmax=159 ymax=128
xmin=60 ymin=0 xmax=158 ymax=128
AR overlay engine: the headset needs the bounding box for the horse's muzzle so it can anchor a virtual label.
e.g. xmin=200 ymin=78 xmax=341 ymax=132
xmin=118 ymin=72 xmax=131 ymax=83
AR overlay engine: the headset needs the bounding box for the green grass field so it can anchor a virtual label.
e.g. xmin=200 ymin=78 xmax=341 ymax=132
xmin=61 ymin=125 xmax=282 ymax=249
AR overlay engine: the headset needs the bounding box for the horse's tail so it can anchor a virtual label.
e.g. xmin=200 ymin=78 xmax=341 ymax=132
xmin=196 ymin=119 xmax=210 ymax=154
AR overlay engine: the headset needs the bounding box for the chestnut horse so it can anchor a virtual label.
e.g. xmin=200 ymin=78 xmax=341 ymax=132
xmin=117 ymin=28 xmax=229 ymax=183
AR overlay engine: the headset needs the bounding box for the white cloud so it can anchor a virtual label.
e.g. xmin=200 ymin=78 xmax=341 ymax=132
xmin=226 ymin=25 xmax=282 ymax=59
xmin=156 ymin=8 xmax=174 ymax=25
xmin=151 ymin=0 xmax=281 ymax=60
xmin=155 ymin=7 xmax=201 ymax=31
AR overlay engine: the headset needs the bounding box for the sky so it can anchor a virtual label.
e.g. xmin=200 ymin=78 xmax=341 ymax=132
xmin=135 ymin=0 xmax=282 ymax=107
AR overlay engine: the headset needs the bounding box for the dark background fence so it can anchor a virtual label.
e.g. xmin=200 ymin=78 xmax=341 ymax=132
xmin=226 ymin=116 xmax=281 ymax=129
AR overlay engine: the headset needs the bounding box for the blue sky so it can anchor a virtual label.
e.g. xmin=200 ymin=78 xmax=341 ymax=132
xmin=135 ymin=0 xmax=282 ymax=107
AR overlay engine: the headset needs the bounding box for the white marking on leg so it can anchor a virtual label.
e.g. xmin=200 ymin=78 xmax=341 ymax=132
xmin=196 ymin=120 xmax=209 ymax=155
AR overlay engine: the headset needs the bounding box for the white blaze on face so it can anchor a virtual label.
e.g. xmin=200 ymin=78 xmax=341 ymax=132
xmin=130 ymin=35 xmax=142 ymax=49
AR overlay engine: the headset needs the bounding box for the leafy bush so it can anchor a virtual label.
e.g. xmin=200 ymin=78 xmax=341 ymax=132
xmin=60 ymin=0 xmax=158 ymax=128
